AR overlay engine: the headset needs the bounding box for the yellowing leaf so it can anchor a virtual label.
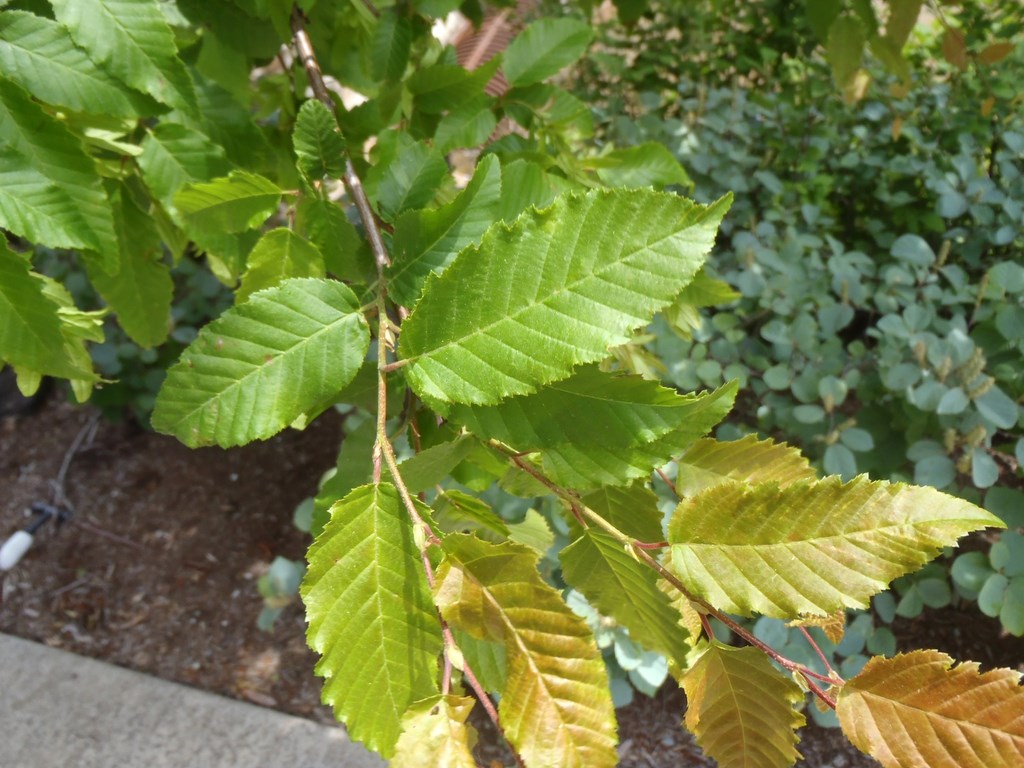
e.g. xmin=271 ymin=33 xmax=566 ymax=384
xmin=837 ymin=650 xmax=1024 ymax=768
xmin=681 ymin=642 xmax=805 ymax=768
xmin=434 ymin=534 xmax=618 ymax=768
xmin=675 ymin=435 xmax=816 ymax=498
xmin=392 ymin=695 xmax=478 ymax=768
xmin=668 ymin=476 xmax=1002 ymax=618
xmin=942 ymin=28 xmax=968 ymax=71
xmin=978 ymin=41 xmax=1016 ymax=65
xmin=788 ymin=611 xmax=846 ymax=645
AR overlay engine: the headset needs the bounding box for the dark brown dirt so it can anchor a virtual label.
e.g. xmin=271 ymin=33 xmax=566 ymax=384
xmin=2 ymin=393 xmax=1021 ymax=766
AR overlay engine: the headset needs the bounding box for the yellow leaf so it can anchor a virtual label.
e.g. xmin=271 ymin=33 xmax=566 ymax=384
xmin=682 ymin=642 xmax=805 ymax=768
xmin=434 ymin=534 xmax=618 ymax=768
xmin=837 ymin=650 xmax=1024 ymax=768
xmin=392 ymin=695 xmax=478 ymax=768
xmin=843 ymin=69 xmax=872 ymax=104
xmin=891 ymin=115 xmax=903 ymax=141
xmin=981 ymin=97 xmax=996 ymax=117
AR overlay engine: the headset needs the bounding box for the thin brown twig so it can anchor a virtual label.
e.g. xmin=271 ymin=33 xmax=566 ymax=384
xmin=290 ymin=8 xmax=513 ymax=743
xmin=655 ymin=466 xmax=678 ymax=498
xmin=290 ymin=7 xmax=389 ymax=269
xmin=799 ymin=626 xmax=844 ymax=683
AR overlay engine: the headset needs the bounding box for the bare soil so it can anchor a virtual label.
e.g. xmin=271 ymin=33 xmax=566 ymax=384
xmin=2 ymin=393 xmax=1021 ymax=766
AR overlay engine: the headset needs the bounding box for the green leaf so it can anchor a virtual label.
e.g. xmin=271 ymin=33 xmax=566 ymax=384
xmin=237 ymin=228 xmax=325 ymax=302
xmin=399 ymin=188 xmax=731 ymax=406
xmin=370 ymin=8 xmax=411 ymax=82
xmin=0 ymin=10 xmax=156 ymax=118
xmin=504 ymin=18 xmax=594 ymax=87
xmin=667 ymin=476 xmax=1003 ymax=618
xmin=562 ymin=528 xmax=688 ymax=666
xmin=302 ymin=484 xmax=443 ymax=759
xmin=580 ymin=484 xmax=664 ymax=544
xmin=296 ymin=195 xmax=368 ymax=281
xmin=890 ymin=234 xmax=935 ymax=267
xmin=394 ymin=436 xmax=477 ymax=494
xmin=152 ymin=278 xmax=370 ymax=448
xmin=0 ymin=241 xmax=92 ymax=379
xmin=86 ymin=185 xmax=172 ymax=348
xmin=189 ymin=74 xmax=273 ymax=169
xmin=434 ymin=534 xmax=618 ymax=768
xmin=682 ymin=642 xmax=805 ymax=768
xmin=435 ymin=102 xmax=497 ymax=154
xmin=976 ymin=386 xmax=1019 ymax=429
xmin=540 ymin=384 xmax=734 ymax=490
xmin=823 ymin=443 xmax=858 ymax=480
xmin=137 ymin=123 xmax=232 ymax=216
xmin=174 ymin=171 xmax=282 ymax=233
xmin=393 ymin=695 xmax=477 ymax=768
xmin=175 ymin=0 xmax=281 ymax=60
xmin=313 ymin=417 xmax=376 ymax=536
xmin=408 ymin=58 xmax=501 ymax=114
xmin=434 ymin=489 xmax=511 ymax=540
xmin=506 ymin=83 xmax=593 ymax=136
xmin=450 ymin=366 xmax=708 ymax=453
xmin=676 ymin=435 xmax=817 ymax=498
xmin=388 ymin=155 xmax=502 ymax=307
xmin=507 ymin=508 xmax=554 ymax=554
xmin=454 ymin=628 xmax=507 ymax=693
xmin=496 ymin=159 xmax=560 ymax=223
xmin=23 ymin=274 xmax=103 ymax=400
xmin=674 ymin=268 xmax=740 ymax=309
xmin=837 ymin=650 xmax=1024 ymax=768
xmin=451 ymin=369 xmax=735 ymax=488
xmin=884 ymin=0 xmax=922 ymax=49
xmin=375 ymin=140 xmax=448 ymax=222
xmin=806 ymin=0 xmax=842 ymax=41
xmin=826 ymin=14 xmax=866 ymax=87
xmin=190 ymin=229 xmax=259 ymax=286
xmin=293 ymin=100 xmax=347 ymax=181
xmin=0 ymin=78 xmax=118 ymax=271
xmin=51 ymin=0 xmax=198 ymax=116
xmin=590 ymin=143 xmax=691 ymax=189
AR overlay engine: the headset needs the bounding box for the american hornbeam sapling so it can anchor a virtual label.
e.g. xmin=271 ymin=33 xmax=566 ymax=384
xmin=0 ymin=2 xmax=1020 ymax=767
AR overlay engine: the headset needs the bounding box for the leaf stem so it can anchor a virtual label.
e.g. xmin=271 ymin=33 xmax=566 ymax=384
xmin=799 ymin=626 xmax=844 ymax=684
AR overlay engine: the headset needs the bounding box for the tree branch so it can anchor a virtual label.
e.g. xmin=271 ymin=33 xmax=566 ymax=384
xmin=492 ymin=440 xmax=843 ymax=710
xmin=290 ymin=6 xmax=390 ymax=270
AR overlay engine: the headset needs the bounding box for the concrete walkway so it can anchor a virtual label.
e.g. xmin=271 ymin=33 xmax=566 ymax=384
xmin=0 ymin=633 xmax=386 ymax=768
